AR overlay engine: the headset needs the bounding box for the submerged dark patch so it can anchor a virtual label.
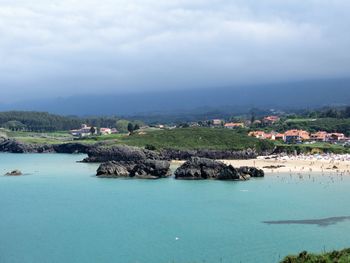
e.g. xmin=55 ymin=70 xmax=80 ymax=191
xmin=263 ymin=216 xmax=350 ymax=227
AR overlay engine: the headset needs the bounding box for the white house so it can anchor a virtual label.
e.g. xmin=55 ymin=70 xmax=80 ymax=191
xmin=70 ymin=124 xmax=96 ymax=137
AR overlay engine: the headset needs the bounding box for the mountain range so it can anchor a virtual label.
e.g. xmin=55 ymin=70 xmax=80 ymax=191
xmin=0 ymin=78 xmax=349 ymax=117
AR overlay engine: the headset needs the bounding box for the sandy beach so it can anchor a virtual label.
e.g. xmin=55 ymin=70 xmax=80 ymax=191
xmin=223 ymin=154 xmax=350 ymax=174
xmin=172 ymin=154 xmax=350 ymax=174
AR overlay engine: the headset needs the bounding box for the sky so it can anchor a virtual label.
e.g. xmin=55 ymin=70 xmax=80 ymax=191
xmin=0 ymin=0 xmax=350 ymax=102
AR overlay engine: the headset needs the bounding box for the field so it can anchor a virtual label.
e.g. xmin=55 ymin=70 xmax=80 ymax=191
xmin=2 ymin=129 xmax=74 ymax=144
xmin=77 ymin=127 xmax=274 ymax=151
xmin=116 ymin=127 xmax=273 ymax=151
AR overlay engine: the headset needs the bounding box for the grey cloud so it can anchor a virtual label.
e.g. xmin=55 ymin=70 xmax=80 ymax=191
xmin=0 ymin=0 xmax=349 ymax=102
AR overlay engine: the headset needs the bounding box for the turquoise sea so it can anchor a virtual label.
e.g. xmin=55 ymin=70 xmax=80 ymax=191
xmin=1 ymin=153 xmax=350 ymax=263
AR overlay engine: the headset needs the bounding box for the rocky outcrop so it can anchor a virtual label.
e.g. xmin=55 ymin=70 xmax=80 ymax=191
xmin=217 ymin=165 xmax=241 ymax=180
xmin=0 ymin=139 xmax=92 ymax=154
xmin=174 ymin=157 xmax=264 ymax=180
xmin=161 ymin=148 xmax=258 ymax=160
xmin=84 ymin=146 xmax=259 ymax=163
xmin=174 ymin=157 xmax=226 ymax=180
xmin=53 ymin=143 xmax=92 ymax=154
xmin=83 ymin=145 xmax=162 ymax=162
xmin=96 ymin=159 xmax=171 ymax=179
xmin=0 ymin=139 xmax=54 ymax=153
xmin=5 ymin=170 xmax=22 ymax=176
xmin=237 ymin=166 xmax=264 ymax=178
xmin=96 ymin=161 xmax=132 ymax=177
xmin=130 ymin=160 xmax=171 ymax=179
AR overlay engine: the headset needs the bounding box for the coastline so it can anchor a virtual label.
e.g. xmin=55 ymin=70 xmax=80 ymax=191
xmin=1 ymin=137 xmax=350 ymax=175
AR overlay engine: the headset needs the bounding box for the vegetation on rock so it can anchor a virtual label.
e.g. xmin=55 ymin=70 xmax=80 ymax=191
xmin=281 ymin=248 xmax=350 ymax=263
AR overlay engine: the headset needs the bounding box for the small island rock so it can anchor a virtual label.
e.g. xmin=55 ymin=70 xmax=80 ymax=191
xmin=96 ymin=161 xmax=131 ymax=177
xmin=96 ymin=159 xmax=171 ymax=179
xmin=130 ymin=160 xmax=171 ymax=179
xmin=175 ymin=157 xmax=264 ymax=180
xmin=5 ymin=170 xmax=23 ymax=176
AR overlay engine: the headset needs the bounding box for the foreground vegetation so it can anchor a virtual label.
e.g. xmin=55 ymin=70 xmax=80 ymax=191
xmin=281 ymin=248 xmax=350 ymax=263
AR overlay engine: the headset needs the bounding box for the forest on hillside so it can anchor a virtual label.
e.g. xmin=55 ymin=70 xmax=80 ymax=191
xmin=0 ymin=111 xmax=122 ymax=132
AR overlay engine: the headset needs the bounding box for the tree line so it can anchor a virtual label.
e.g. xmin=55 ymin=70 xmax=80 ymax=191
xmin=0 ymin=111 xmax=143 ymax=132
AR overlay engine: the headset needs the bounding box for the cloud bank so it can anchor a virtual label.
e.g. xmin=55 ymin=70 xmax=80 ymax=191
xmin=0 ymin=0 xmax=349 ymax=101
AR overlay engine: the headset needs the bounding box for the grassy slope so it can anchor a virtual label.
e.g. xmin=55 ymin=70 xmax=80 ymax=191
xmin=281 ymin=248 xmax=350 ymax=263
xmin=117 ymin=127 xmax=271 ymax=150
xmin=6 ymin=127 xmax=274 ymax=151
xmin=3 ymin=129 xmax=74 ymax=145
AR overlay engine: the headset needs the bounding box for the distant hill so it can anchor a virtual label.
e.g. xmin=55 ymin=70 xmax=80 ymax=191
xmin=0 ymin=78 xmax=349 ymax=116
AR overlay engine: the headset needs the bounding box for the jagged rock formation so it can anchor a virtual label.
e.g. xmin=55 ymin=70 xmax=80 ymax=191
xmin=161 ymin=148 xmax=258 ymax=160
xmin=96 ymin=161 xmax=132 ymax=177
xmin=84 ymin=146 xmax=259 ymax=163
xmin=130 ymin=159 xmax=171 ymax=179
xmin=0 ymin=139 xmax=92 ymax=154
xmin=53 ymin=143 xmax=92 ymax=153
xmin=174 ymin=157 xmax=264 ymax=180
xmin=0 ymin=139 xmax=54 ymax=153
xmin=83 ymin=145 xmax=162 ymax=162
xmin=96 ymin=159 xmax=171 ymax=179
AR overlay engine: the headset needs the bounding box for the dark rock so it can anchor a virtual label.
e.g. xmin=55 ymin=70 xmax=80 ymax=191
xmin=0 ymin=139 xmax=55 ymax=153
xmin=238 ymin=166 xmax=264 ymax=178
xmin=174 ymin=157 xmax=226 ymax=180
xmin=0 ymin=139 xmax=91 ymax=154
xmin=53 ymin=143 xmax=92 ymax=154
xmin=130 ymin=159 xmax=171 ymax=179
xmin=5 ymin=170 xmax=22 ymax=176
xmin=217 ymin=165 xmax=240 ymax=180
xmin=161 ymin=148 xmax=258 ymax=160
xmin=96 ymin=159 xmax=171 ymax=179
xmin=83 ymin=145 xmax=162 ymax=163
xmin=175 ymin=157 xmax=264 ymax=180
xmin=96 ymin=161 xmax=132 ymax=177
xmin=262 ymin=165 xmax=285 ymax=169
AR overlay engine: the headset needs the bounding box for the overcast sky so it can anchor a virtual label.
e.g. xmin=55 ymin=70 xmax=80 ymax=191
xmin=0 ymin=0 xmax=349 ymax=102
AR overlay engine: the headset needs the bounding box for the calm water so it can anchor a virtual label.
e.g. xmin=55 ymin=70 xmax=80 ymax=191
xmin=1 ymin=153 xmax=350 ymax=263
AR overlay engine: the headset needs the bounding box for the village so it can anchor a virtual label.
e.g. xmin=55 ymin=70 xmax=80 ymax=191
xmin=217 ymin=115 xmax=349 ymax=145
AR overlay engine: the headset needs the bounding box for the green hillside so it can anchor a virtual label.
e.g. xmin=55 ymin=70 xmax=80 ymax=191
xmin=113 ymin=128 xmax=274 ymax=151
